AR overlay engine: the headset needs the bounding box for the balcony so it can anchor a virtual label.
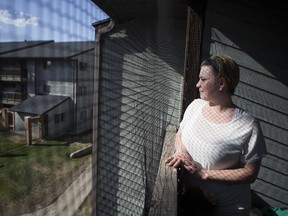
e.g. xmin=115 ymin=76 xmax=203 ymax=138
xmin=0 ymin=91 xmax=27 ymax=105
xmin=0 ymin=69 xmax=27 ymax=81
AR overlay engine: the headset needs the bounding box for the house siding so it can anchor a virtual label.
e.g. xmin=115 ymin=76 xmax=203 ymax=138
xmin=73 ymin=50 xmax=95 ymax=133
xmin=35 ymin=59 xmax=75 ymax=97
xmin=13 ymin=112 xmax=30 ymax=132
xmin=46 ymin=99 xmax=73 ymax=138
xmin=96 ymin=18 xmax=186 ymax=215
xmin=1 ymin=41 xmax=95 ymax=138
xmin=202 ymin=0 xmax=288 ymax=207
xmin=27 ymin=59 xmax=36 ymax=97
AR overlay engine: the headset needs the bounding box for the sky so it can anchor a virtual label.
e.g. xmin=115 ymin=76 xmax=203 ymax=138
xmin=0 ymin=0 xmax=108 ymax=42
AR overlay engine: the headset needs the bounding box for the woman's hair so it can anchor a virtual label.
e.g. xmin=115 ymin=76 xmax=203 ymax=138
xmin=201 ymin=55 xmax=240 ymax=94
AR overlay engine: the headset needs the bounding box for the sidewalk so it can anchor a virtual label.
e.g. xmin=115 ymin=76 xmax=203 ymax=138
xmin=21 ymin=164 xmax=92 ymax=216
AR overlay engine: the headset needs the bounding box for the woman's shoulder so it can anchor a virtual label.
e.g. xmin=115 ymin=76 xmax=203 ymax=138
xmin=235 ymin=107 xmax=259 ymax=125
xmin=191 ymin=98 xmax=206 ymax=106
xmin=186 ymin=99 xmax=206 ymax=112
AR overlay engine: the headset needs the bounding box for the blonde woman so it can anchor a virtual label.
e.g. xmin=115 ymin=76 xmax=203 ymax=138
xmin=166 ymin=55 xmax=267 ymax=216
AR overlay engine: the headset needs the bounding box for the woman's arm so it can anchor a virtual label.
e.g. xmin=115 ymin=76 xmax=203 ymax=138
xmin=174 ymin=128 xmax=188 ymax=154
xmin=178 ymin=151 xmax=262 ymax=184
xmin=198 ymin=161 xmax=262 ymax=184
xmin=166 ymin=128 xmax=262 ymax=184
xmin=165 ymin=128 xmax=191 ymax=168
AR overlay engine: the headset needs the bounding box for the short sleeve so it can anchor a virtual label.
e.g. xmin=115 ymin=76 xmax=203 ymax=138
xmin=242 ymin=119 xmax=267 ymax=163
xmin=179 ymin=99 xmax=204 ymax=130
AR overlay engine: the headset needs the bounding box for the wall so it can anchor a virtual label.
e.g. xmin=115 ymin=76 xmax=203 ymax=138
xmin=202 ymin=0 xmax=288 ymax=207
xmin=35 ymin=59 xmax=75 ymax=97
xmin=46 ymin=99 xmax=73 ymax=138
xmin=13 ymin=112 xmax=38 ymax=137
xmin=34 ymin=53 xmax=95 ymax=134
xmin=96 ymin=17 xmax=186 ymax=215
xmin=73 ymin=50 xmax=94 ymax=133
xmin=27 ymin=59 xmax=36 ymax=97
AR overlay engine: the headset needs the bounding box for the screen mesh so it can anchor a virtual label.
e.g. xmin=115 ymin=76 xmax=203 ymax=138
xmin=95 ymin=14 xmax=187 ymax=215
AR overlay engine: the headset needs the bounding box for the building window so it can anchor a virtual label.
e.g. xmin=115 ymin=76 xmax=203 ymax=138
xmin=79 ymin=62 xmax=87 ymax=71
xmin=54 ymin=113 xmax=64 ymax=123
xmin=43 ymin=60 xmax=52 ymax=69
xmin=43 ymin=85 xmax=51 ymax=93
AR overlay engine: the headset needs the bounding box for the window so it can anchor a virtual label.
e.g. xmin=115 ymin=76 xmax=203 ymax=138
xmin=79 ymin=62 xmax=87 ymax=71
xmin=54 ymin=113 xmax=64 ymax=123
xmin=43 ymin=60 xmax=52 ymax=69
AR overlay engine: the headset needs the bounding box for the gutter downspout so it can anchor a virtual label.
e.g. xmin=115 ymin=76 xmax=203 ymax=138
xmin=67 ymin=59 xmax=78 ymax=133
xmin=92 ymin=18 xmax=115 ymax=216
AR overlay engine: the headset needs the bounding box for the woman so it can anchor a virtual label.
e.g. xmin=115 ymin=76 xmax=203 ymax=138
xmin=165 ymin=55 xmax=267 ymax=216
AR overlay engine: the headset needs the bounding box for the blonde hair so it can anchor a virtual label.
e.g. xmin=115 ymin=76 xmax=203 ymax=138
xmin=201 ymin=55 xmax=240 ymax=94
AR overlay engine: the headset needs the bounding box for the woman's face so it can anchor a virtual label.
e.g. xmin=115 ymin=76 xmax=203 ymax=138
xmin=196 ymin=65 xmax=220 ymax=101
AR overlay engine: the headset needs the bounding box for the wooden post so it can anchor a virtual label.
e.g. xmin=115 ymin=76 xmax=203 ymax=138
xmin=181 ymin=1 xmax=206 ymax=118
xmin=9 ymin=111 xmax=15 ymax=130
xmin=148 ymin=125 xmax=177 ymax=216
xmin=24 ymin=116 xmax=32 ymax=146
xmin=38 ymin=115 xmax=44 ymax=139
xmin=0 ymin=108 xmax=9 ymax=130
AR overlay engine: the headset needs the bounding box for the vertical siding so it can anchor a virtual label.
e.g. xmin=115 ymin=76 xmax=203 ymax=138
xmin=202 ymin=0 xmax=288 ymax=207
xmin=73 ymin=50 xmax=94 ymax=133
xmin=96 ymin=17 xmax=186 ymax=215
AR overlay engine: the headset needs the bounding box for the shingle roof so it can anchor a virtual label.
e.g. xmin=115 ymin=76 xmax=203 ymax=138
xmin=0 ymin=41 xmax=53 ymax=55
xmin=9 ymin=95 xmax=70 ymax=115
xmin=0 ymin=41 xmax=95 ymax=58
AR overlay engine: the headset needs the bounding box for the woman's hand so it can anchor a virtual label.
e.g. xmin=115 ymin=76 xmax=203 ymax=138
xmin=165 ymin=128 xmax=187 ymax=168
xmin=165 ymin=154 xmax=182 ymax=168
xmin=176 ymin=153 xmax=207 ymax=178
xmin=166 ymin=128 xmax=204 ymax=176
xmin=165 ymin=152 xmax=207 ymax=179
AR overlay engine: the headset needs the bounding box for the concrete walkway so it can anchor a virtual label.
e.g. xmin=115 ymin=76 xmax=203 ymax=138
xmin=21 ymin=164 xmax=92 ymax=216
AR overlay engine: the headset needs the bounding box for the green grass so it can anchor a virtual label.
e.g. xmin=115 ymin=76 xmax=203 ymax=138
xmin=0 ymin=130 xmax=92 ymax=216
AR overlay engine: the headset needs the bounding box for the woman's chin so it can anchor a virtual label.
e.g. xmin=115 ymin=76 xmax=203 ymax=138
xmin=199 ymin=94 xmax=206 ymax=100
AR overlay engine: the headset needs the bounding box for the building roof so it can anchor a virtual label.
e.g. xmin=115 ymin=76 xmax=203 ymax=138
xmin=91 ymin=0 xmax=187 ymax=24
xmin=9 ymin=95 xmax=70 ymax=115
xmin=0 ymin=41 xmax=95 ymax=59
xmin=0 ymin=40 xmax=53 ymax=55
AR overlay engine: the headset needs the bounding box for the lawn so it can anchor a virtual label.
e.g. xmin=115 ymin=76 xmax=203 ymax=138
xmin=0 ymin=130 xmax=92 ymax=216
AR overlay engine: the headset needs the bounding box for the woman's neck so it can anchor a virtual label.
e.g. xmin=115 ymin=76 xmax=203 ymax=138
xmin=208 ymin=97 xmax=235 ymax=111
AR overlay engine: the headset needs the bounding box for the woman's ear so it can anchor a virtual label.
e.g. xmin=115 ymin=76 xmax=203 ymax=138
xmin=218 ymin=77 xmax=226 ymax=91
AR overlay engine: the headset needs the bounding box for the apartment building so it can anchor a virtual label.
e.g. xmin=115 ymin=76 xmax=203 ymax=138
xmin=0 ymin=40 xmax=95 ymax=138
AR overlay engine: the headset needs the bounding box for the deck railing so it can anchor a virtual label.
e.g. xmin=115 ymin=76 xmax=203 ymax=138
xmin=0 ymin=69 xmax=27 ymax=81
xmin=0 ymin=91 xmax=27 ymax=104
